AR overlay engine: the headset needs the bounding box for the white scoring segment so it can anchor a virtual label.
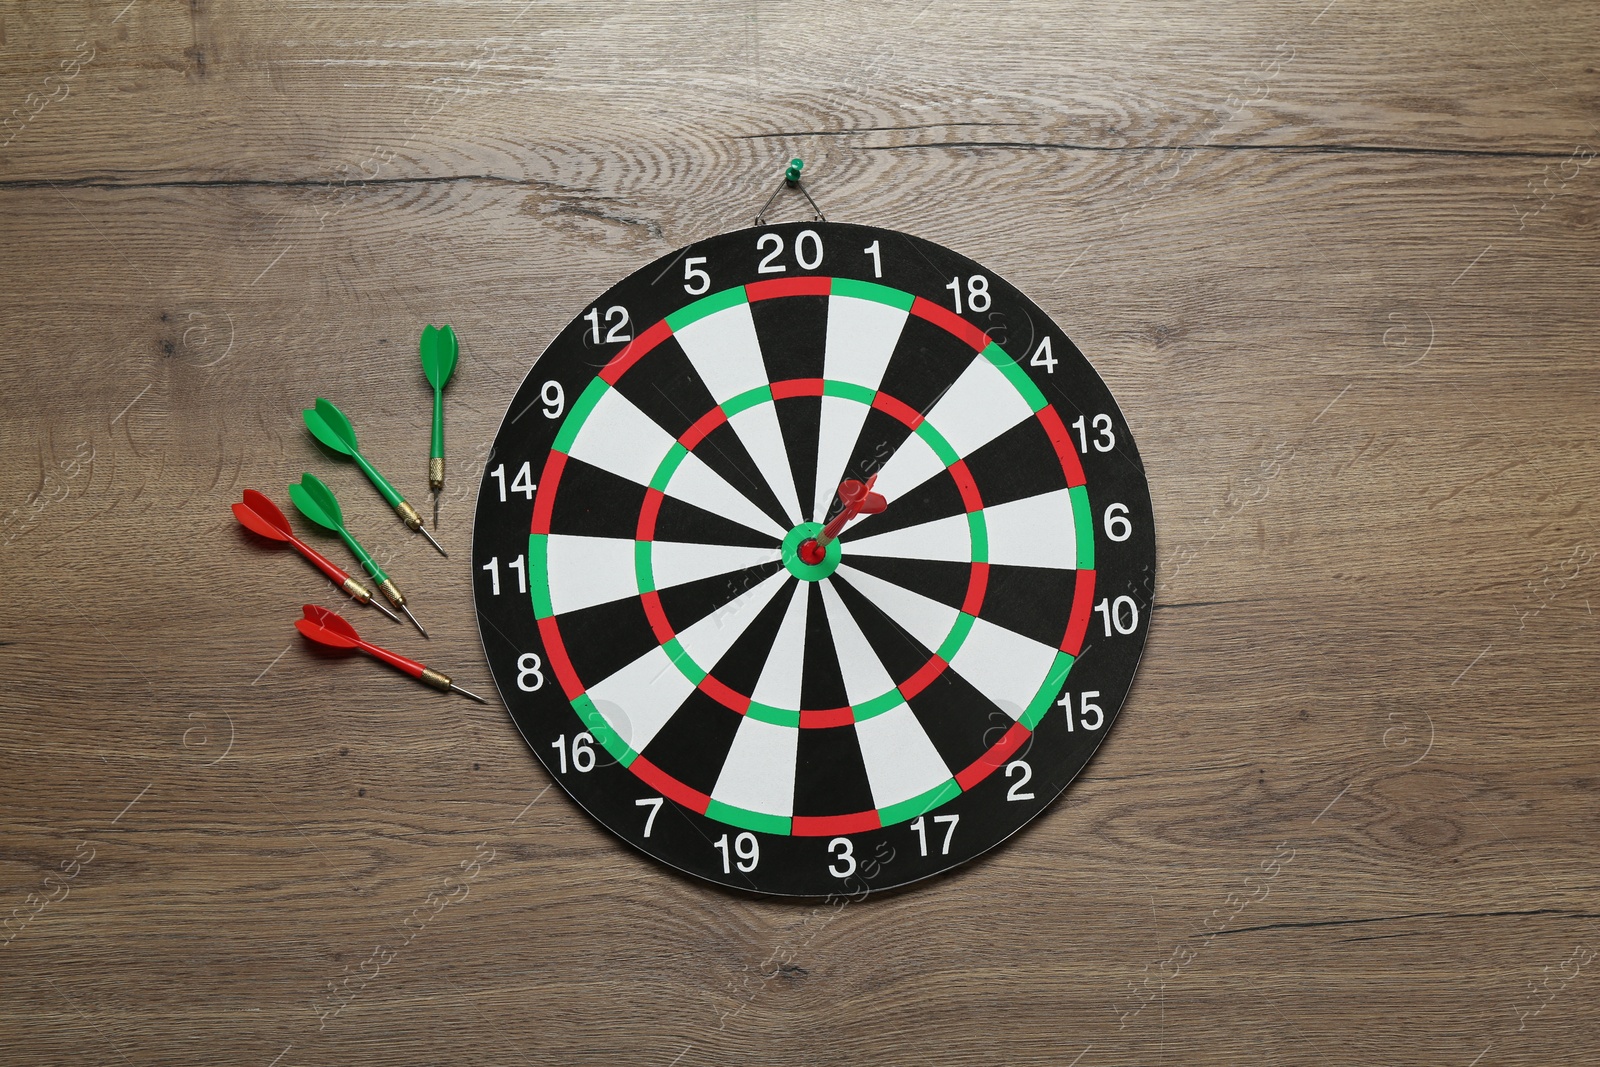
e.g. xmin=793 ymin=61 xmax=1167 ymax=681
xmin=819 ymin=581 xmax=900 ymax=704
xmin=545 ymin=535 xmax=639 ymax=615
xmin=711 ymin=716 xmax=799 ymax=818
xmin=672 ymin=568 xmax=791 ymax=678
xmin=749 ymin=582 xmax=809 ymax=709
xmin=833 ymin=564 xmax=958 ymax=655
xmin=948 ymin=616 xmax=1062 ymax=722
xmin=812 ymin=294 xmax=910 ymax=520
xmin=673 ymin=301 xmax=804 ymax=527
xmin=855 ymin=703 xmax=953 ymax=810
xmin=585 ymin=645 xmax=695 ymax=753
xmin=855 ymin=425 xmax=946 ymax=519
xmin=845 ymin=512 xmax=972 ymax=564
xmin=567 ymin=385 xmax=784 ymax=540
xmin=650 ymin=541 xmax=781 ymax=594
xmin=725 ymin=405 xmax=805 ymax=527
xmin=919 ymin=354 xmax=1036 ymax=460
xmin=982 ymin=488 xmax=1079 ymax=570
xmin=565 ymin=384 xmax=677 ymax=486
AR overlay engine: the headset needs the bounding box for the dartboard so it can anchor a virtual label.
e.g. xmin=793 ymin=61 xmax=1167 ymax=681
xmin=473 ymin=221 xmax=1154 ymax=896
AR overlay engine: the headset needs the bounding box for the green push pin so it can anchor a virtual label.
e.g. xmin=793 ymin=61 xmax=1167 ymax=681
xmin=418 ymin=325 xmax=458 ymax=498
xmin=302 ymin=397 xmax=447 ymax=557
xmin=290 ymin=472 xmax=428 ymax=637
xmin=785 ymin=157 xmax=804 ymax=187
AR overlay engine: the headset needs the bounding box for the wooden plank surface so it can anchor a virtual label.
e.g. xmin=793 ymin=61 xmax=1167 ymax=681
xmin=2 ymin=2 xmax=1597 ymax=1064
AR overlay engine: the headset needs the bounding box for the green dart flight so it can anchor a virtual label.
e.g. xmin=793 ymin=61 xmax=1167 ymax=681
xmin=302 ymin=397 xmax=447 ymax=557
xmin=290 ymin=472 xmax=428 ymax=637
xmin=419 ymin=324 xmax=458 ymax=495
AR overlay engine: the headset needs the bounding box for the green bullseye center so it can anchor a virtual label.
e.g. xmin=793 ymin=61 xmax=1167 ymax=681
xmin=781 ymin=522 xmax=842 ymax=581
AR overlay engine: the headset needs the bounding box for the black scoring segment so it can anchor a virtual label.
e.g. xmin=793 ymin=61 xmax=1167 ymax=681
xmin=609 ymin=335 xmax=717 ymax=439
xmin=960 ymin=416 xmax=1069 ymax=509
xmin=877 ymin=313 xmax=980 ymax=418
xmin=978 ymin=564 xmax=1081 ymax=649
xmin=654 ymin=560 xmax=786 ymax=640
xmin=639 ymin=690 xmax=744 ymax=797
xmin=547 ymin=596 xmax=660 ymax=692
xmin=799 ymin=583 xmax=850 ymax=711
xmin=706 ymin=577 xmax=799 ymax=696
xmin=547 ymin=457 xmax=650 ymax=540
xmin=793 ymin=724 xmax=876 ymax=818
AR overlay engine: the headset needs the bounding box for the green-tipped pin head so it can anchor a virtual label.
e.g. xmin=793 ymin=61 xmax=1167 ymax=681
xmin=304 ymin=398 xmax=360 ymax=458
xmin=420 ymin=325 xmax=458 ymax=391
xmin=290 ymin=472 xmax=345 ymax=533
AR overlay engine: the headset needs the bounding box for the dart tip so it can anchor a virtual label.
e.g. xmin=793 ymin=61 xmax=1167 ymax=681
xmin=367 ymin=597 xmax=403 ymax=624
xmin=451 ymin=683 xmax=489 ymax=704
xmin=400 ymin=602 xmax=429 ymax=638
xmin=418 ymin=523 xmax=448 ymax=557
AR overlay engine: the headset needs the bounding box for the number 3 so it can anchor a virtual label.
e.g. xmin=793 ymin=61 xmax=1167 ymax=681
xmin=827 ymin=837 xmax=856 ymax=878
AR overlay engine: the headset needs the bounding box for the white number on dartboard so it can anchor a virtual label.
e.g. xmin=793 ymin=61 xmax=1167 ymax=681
xmin=1104 ymin=502 xmax=1132 ymax=542
xmin=582 ymin=305 xmax=631 ymax=344
xmin=715 ymin=832 xmax=759 ymax=873
xmin=756 ymin=230 xmax=824 ymax=273
xmin=541 ymin=381 xmax=565 ymax=419
xmin=683 ymin=256 xmax=710 ymax=295
xmin=488 ymin=461 xmax=536 ymax=502
xmin=516 ymin=653 xmax=544 ymax=692
xmin=635 ymin=797 xmax=663 ymax=837
xmin=479 ymin=554 xmax=527 ymax=595
xmin=910 ymin=814 xmax=959 ymax=856
xmin=944 ymin=275 xmax=991 ymax=314
xmin=1094 ymin=596 xmax=1140 ymax=636
xmin=1004 ymin=760 xmax=1035 ymax=800
xmin=1072 ymin=413 xmax=1115 ymax=453
xmin=551 ymin=732 xmax=595 ymax=774
xmin=827 ymin=837 xmax=856 ymax=878
xmin=1029 ymin=337 xmax=1057 ymax=373
xmin=862 ymin=240 xmax=882 ymax=278
xmin=1058 ymin=690 xmax=1104 ymax=732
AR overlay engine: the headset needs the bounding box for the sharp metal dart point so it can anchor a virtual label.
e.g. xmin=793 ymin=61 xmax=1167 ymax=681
xmin=398 ymin=601 xmax=429 ymax=638
xmin=450 ymin=683 xmax=488 ymax=704
xmin=417 ymin=522 xmax=448 ymax=557
xmin=366 ymin=597 xmax=403 ymax=624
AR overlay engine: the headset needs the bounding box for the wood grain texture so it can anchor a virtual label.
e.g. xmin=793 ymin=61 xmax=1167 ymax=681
xmin=2 ymin=1 xmax=1597 ymax=1064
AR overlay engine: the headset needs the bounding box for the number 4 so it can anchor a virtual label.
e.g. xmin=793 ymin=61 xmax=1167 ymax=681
xmin=1029 ymin=337 xmax=1057 ymax=373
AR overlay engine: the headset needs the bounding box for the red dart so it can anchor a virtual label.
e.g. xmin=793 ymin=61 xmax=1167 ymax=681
xmin=234 ymin=490 xmax=403 ymax=623
xmin=800 ymin=474 xmax=887 ymax=564
xmin=295 ymin=605 xmax=488 ymax=703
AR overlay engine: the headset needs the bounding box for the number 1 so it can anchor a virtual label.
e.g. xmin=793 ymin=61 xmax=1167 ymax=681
xmin=863 ymin=240 xmax=882 ymax=278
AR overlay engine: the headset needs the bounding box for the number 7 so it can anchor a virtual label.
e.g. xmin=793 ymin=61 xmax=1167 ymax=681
xmin=635 ymin=796 xmax=663 ymax=838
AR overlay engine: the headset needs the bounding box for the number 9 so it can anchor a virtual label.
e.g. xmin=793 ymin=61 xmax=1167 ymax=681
xmin=541 ymin=381 xmax=565 ymax=419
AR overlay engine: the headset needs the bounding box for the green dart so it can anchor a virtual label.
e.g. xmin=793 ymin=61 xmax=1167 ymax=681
xmin=303 ymin=397 xmax=447 ymax=557
xmin=419 ymin=324 xmax=458 ymax=496
xmin=290 ymin=472 xmax=428 ymax=637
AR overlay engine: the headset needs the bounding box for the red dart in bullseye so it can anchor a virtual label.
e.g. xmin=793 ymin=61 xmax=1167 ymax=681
xmin=234 ymin=490 xmax=402 ymax=624
xmin=294 ymin=605 xmax=488 ymax=703
xmin=799 ymin=475 xmax=887 ymax=565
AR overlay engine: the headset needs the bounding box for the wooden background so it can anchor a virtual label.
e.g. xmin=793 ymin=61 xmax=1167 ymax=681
xmin=3 ymin=1 xmax=1597 ymax=1063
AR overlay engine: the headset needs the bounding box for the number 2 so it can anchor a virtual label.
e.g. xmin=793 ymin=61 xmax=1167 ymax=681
xmin=1004 ymin=760 xmax=1035 ymax=801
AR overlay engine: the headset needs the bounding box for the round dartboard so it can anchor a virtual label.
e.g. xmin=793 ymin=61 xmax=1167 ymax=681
xmin=473 ymin=221 xmax=1154 ymax=896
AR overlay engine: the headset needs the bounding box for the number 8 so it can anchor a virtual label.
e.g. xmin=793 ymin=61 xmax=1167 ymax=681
xmin=517 ymin=653 xmax=543 ymax=691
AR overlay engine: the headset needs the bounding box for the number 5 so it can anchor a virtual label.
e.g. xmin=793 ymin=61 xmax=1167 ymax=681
xmin=684 ymin=256 xmax=710 ymax=295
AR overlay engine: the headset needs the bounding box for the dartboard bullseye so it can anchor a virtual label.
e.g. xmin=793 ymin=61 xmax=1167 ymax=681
xmin=474 ymin=222 xmax=1155 ymax=896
